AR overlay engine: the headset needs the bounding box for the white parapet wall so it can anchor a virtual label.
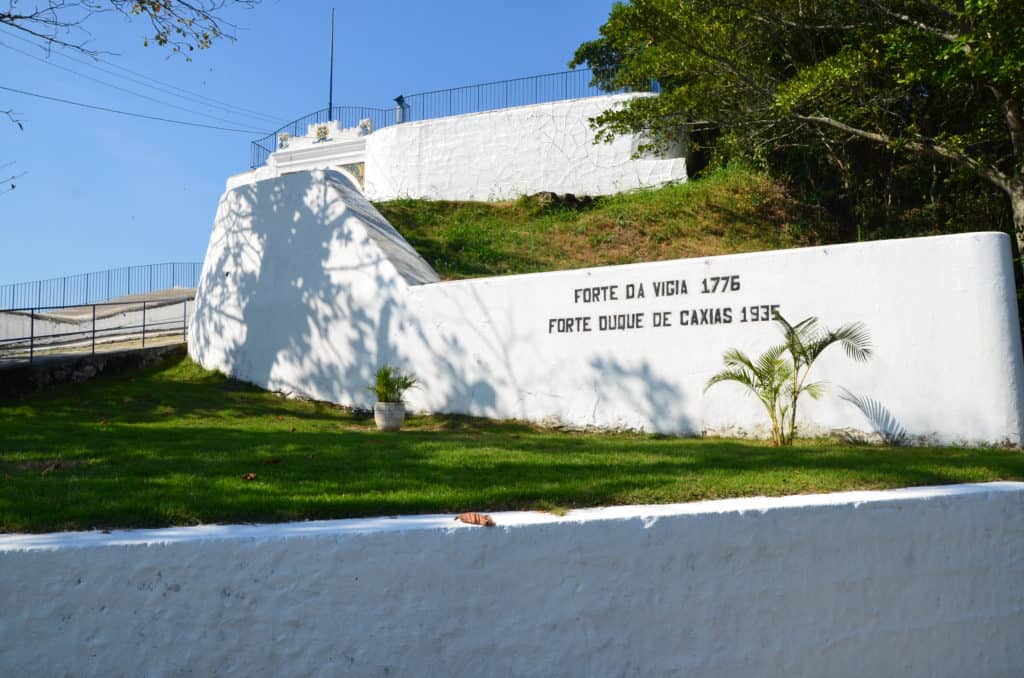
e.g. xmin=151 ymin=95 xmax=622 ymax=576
xmin=190 ymin=170 xmax=1024 ymax=445
xmin=363 ymin=93 xmax=686 ymax=201
xmin=226 ymin=94 xmax=687 ymax=199
xmin=1 ymin=483 xmax=1022 ymax=676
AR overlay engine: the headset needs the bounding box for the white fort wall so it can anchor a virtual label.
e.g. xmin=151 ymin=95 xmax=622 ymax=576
xmin=226 ymin=94 xmax=687 ymax=199
xmin=2 ymin=483 xmax=1023 ymax=676
xmin=363 ymin=93 xmax=687 ymax=201
xmin=190 ymin=170 xmax=1024 ymax=445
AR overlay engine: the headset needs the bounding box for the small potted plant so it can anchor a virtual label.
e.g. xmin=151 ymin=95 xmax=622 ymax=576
xmin=368 ymin=365 xmax=418 ymax=431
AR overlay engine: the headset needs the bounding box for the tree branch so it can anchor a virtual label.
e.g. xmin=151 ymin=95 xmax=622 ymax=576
xmin=794 ymin=112 xmax=1013 ymax=194
xmin=0 ymin=162 xmax=27 ymax=196
xmin=0 ymin=1 xmax=257 ymax=56
xmin=717 ymin=2 xmax=863 ymax=31
xmin=0 ymin=1 xmax=102 ymax=55
xmin=988 ymin=85 xmax=1024 ymax=180
xmin=2 ymin=108 xmax=23 ymax=130
xmin=868 ymin=1 xmax=959 ymax=42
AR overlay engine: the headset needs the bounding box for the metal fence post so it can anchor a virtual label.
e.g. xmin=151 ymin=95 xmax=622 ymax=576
xmin=92 ymin=304 xmax=96 ymax=355
xmin=141 ymin=301 xmax=146 ymax=348
xmin=394 ymin=95 xmax=405 ymax=123
xmin=182 ymin=299 xmax=188 ymax=341
xmin=29 ymin=309 xmax=34 ymax=363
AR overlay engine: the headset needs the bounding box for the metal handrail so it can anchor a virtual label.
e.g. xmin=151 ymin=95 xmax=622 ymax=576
xmin=248 ymin=68 xmax=658 ymax=168
xmin=0 ymin=296 xmax=193 ymax=364
xmin=0 ymin=262 xmax=202 ymax=311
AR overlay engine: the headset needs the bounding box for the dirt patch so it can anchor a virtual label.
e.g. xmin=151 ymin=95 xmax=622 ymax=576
xmin=4 ymin=459 xmax=84 ymax=475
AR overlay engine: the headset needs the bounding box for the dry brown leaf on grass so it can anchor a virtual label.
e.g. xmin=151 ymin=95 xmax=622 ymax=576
xmin=456 ymin=512 xmax=496 ymax=527
xmin=241 ymin=472 xmax=257 ymax=481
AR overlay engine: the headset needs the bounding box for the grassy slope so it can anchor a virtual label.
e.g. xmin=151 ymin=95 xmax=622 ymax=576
xmin=1 ymin=353 xmax=1021 ymax=533
xmin=375 ymin=165 xmax=835 ymax=279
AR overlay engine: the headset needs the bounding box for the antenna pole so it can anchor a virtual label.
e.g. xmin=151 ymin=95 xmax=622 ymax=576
xmin=328 ymin=8 xmax=335 ymax=120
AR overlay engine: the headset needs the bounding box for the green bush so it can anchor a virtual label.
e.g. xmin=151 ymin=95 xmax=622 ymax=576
xmin=369 ymin=365 xmax=418 ymax=403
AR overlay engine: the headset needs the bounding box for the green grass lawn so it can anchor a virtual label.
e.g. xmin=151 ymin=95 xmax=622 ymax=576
xmin=375 ymin=165 xmax=835 ymax=279
xmin=1 ymin=351 xmax=1022 ymax=533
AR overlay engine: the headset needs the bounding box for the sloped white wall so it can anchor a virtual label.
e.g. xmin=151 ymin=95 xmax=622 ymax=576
xmin=2 ymin=483 xmax=1023 ymax=677
xmin=363 ymin=93 xmax=687 ymax=201
xmin=190 ymin=170 xmax=1024 ymax=445
xmin=190 ymin=170 xmax=437 ymax=403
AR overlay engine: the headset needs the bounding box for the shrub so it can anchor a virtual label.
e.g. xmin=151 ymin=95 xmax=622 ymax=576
xmin=369 ymin=365 xmax=418 ymax=403
xmin=705 ymin=315 xmax=871 ymax=445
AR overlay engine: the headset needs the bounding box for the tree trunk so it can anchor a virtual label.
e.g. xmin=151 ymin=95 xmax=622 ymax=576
xmin=1008 ymin=188 xmax=1024 ymax=340
xmin=1013 ymin=189 xmax=1024 ymax=251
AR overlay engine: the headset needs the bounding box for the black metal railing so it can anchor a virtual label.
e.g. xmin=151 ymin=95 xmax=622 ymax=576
xmin=250 ymin=105 xmax=396 ymax=168
xmin=0 ymin=296 xmax=193 ymax=364
xmin=249 ymin=68 xmax=659 ymax=168
xmin=399 ymin=68 xmax=653 ymax=123
xmin=0 ymin=262 xmax=202 ymax=311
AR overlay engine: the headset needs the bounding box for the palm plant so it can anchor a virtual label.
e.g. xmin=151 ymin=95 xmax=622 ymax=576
xmin=705 ymin=315 xmax=872 ymax=446
xmin=369 ymin=365 xmax=418 ymax=403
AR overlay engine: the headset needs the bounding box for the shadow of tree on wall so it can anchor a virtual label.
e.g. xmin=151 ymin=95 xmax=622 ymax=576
xmin=189 ymin=169 xmax=708 ymax=431
xmin=5 ymin=361 xmax=1023 ymax=532
xmin=189 ymin=171 xmax=500 ymax=414
xmin=839 ymin=389 xmax=909 ymax=446
xmin=587 ymin=357 xmax=692 ymax=433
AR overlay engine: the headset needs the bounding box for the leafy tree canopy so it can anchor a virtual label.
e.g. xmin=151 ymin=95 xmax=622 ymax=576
xmin=571 ymin=1 xmax=1024 ymax=238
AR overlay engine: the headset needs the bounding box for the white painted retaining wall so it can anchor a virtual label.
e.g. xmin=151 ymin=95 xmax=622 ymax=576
xmin=190 ymin=170 xmax=1024 ymax=445
xmin=2 ymin=483 xmax=1022 ymax=677
xmin=363 ymin=93 xmax=687 ymax=200
xmin=226 ymin=94 xmax=687 ymax=199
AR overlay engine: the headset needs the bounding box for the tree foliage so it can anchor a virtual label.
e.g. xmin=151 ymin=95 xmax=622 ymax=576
xmin=368 ymin=365 xmax=419 ymax=404
xmin=0 ymin=1 xmax=257 ymax=194
xmin=0 ymin=1 xmax=257 ymax=56
xmin=571 ymin=1 xmax=1024 ymax=245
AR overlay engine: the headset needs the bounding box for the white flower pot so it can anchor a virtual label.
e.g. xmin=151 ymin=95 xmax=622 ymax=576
xmin=374 ymin=402 xmax=406 ymax=431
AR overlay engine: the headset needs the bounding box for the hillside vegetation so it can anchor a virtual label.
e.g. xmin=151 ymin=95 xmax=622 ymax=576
xmin=375 ymin=165 xmax=837 ymax=280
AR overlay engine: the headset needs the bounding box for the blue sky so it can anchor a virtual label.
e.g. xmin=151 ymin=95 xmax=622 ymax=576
xmin=0 ymin=0 xmax=613 ymax=285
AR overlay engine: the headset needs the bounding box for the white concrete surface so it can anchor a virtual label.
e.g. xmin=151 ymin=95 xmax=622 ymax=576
xmin=364 ymin=93 xmax=687 ymax=200
xmin=228 ymin=94 xmax=687 ymax=199
xmin=190 ymin=169 xmax=1024 ymax=445
xmin=1 ymin=482 xmax=1022 ymax=676
xmin=1 ymin=297 xmax=191 ymax=358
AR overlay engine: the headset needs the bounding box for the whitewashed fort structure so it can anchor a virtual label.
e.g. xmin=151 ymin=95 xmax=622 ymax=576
xmin=5 ymin=73 xmax=1023 ymax=678
xmin=191 ymin=72 xmax=1024 ymax=446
